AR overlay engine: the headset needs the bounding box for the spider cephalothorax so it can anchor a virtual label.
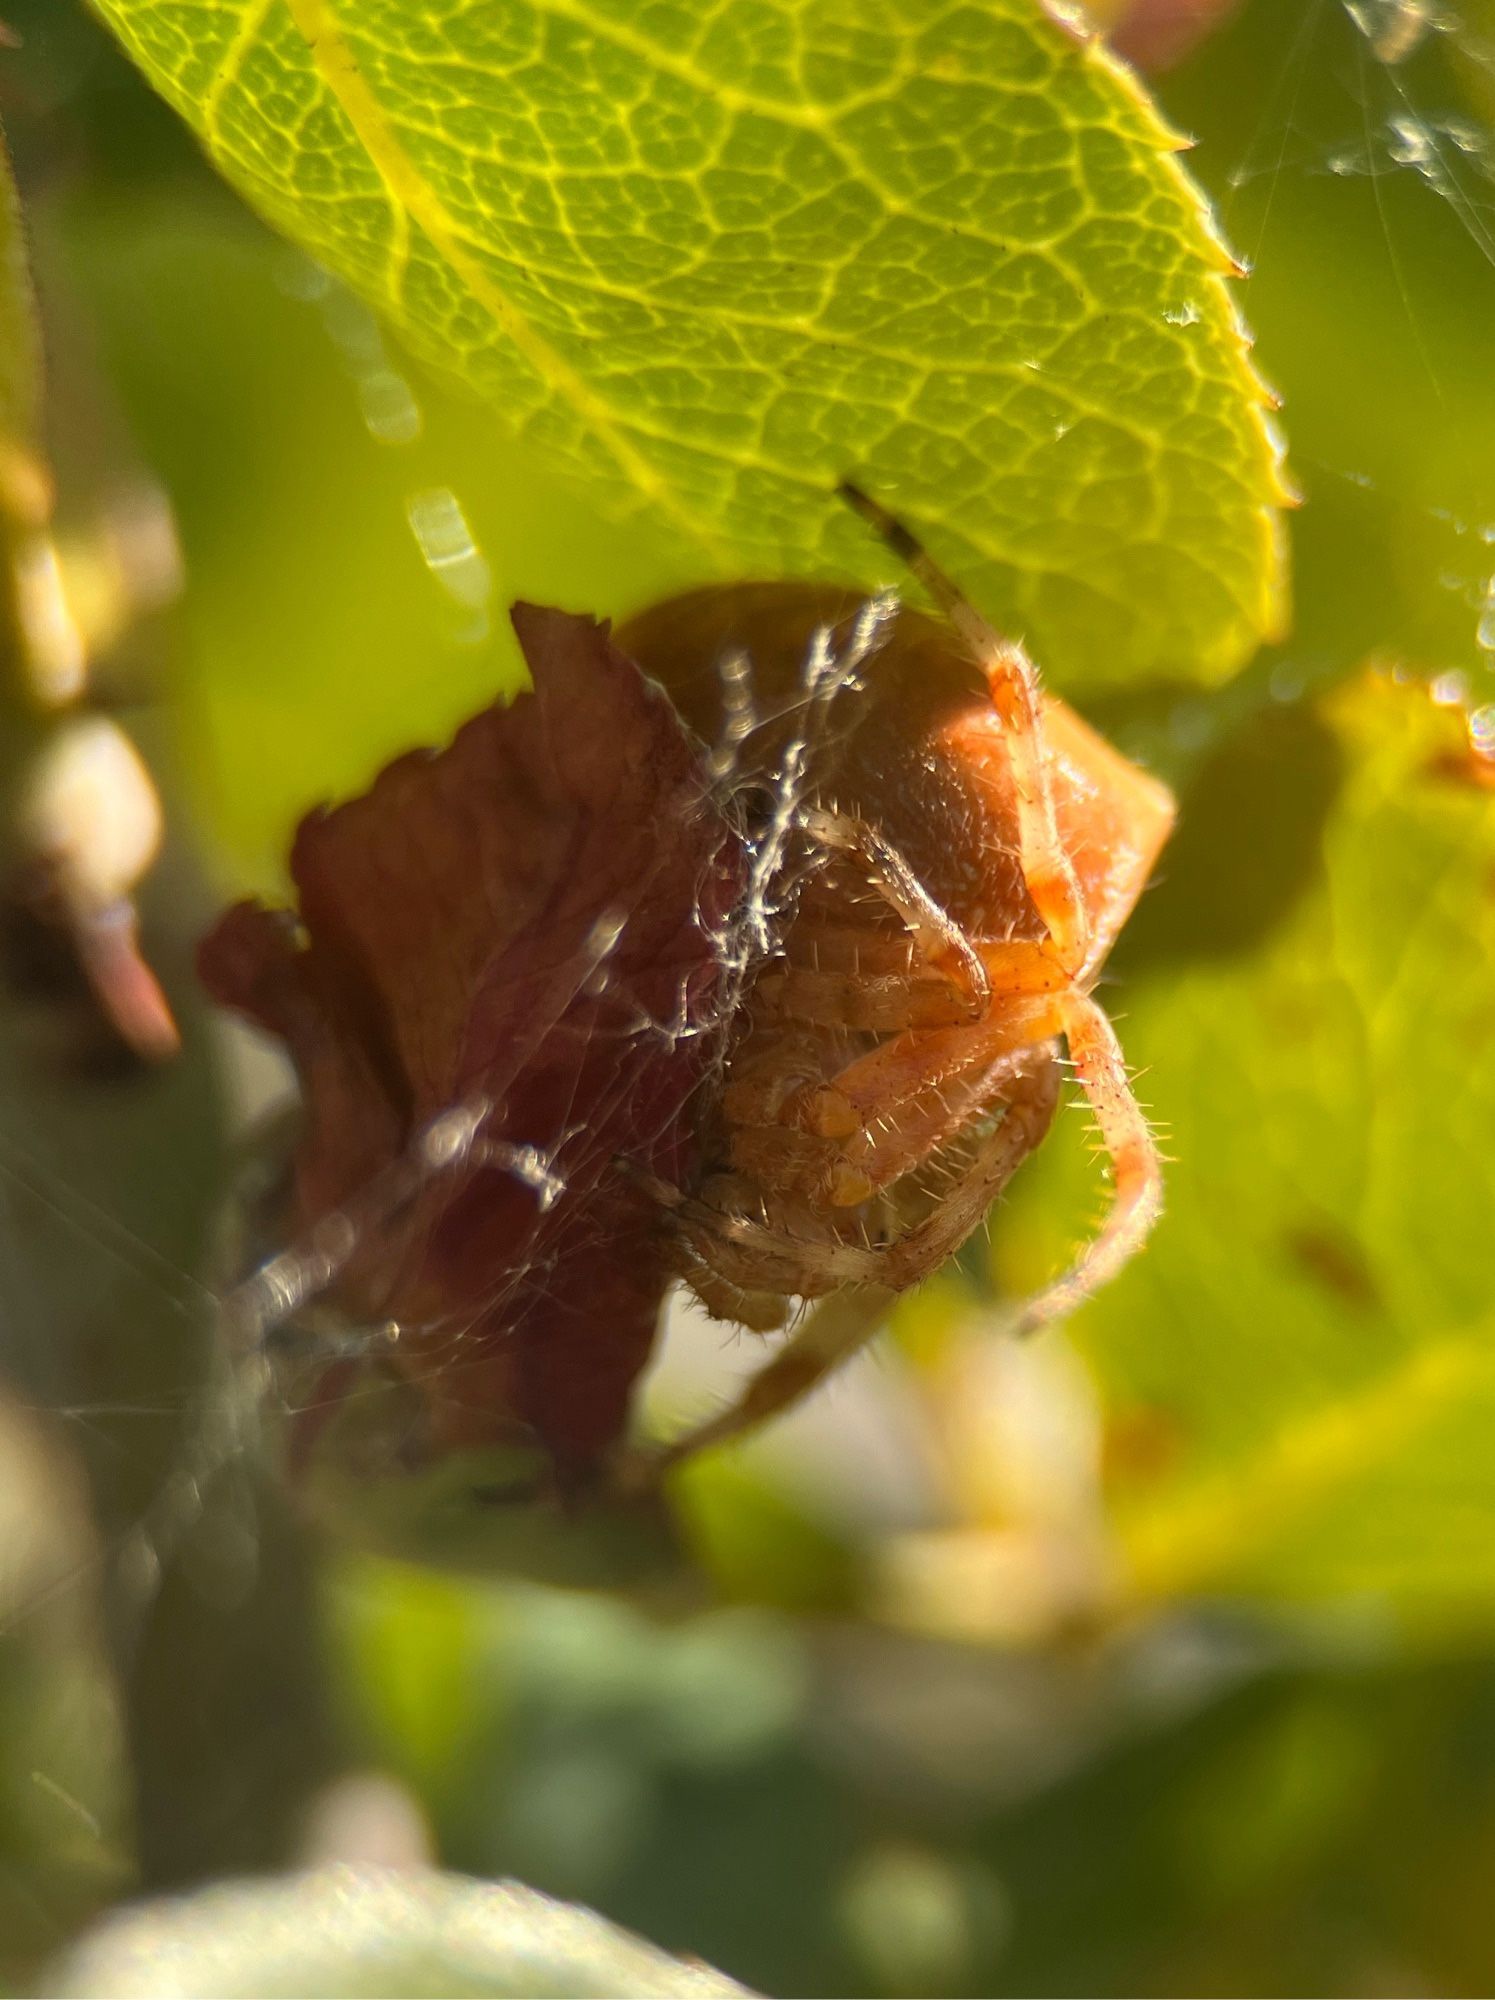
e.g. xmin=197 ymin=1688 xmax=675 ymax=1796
xmin=618 ymin=492 xmax=1175 ymax=1469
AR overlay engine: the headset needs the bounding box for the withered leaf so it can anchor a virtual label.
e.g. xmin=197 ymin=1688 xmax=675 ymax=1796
xmin=200 ymin=605 xmax=743 ymax=1474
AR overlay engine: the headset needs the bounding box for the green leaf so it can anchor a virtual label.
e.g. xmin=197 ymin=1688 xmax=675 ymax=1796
xmin=85 ymin=0 xmax=1287 ymax=687
xmin=48 ymin=1866 xmax=754 ymax=1997
xmin=1003 ymin=676 xmax=1495 ymax=1628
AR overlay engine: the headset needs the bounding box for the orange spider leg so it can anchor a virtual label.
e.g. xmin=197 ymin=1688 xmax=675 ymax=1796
xmin=643 ymin=1057 xmax=1062 ymax=1473
xmin=787 ymin=978 xmax=1164 ymax=1334
xmin=754 ymin=936 xmax=1067 ymax=1038
xmin=975 ymin=939 xmax=1073 ymax=992
xmin=799 ymin=806 xmax=990 ymax=1009
xmin=778 ymin=999 xmax=1058 ymax=1198
xmin=819 ymin=984 xmax=1164 ymax=1334
xmin=972 ymin=647 xmax=1089 ymax=972
xmin=726 ymin=984 xmax=1161 ymax=1334
xmin=1004 ymin=989 xmax=1164 ymax=1338
xmin=753 ymin=965 xmax=986 ymax=1033
xmin=813 ymin=1045 xmax=1046 ymax=1210
xmin=840 ymin=482 xmax=1089 ymax=971
xmin=640 ymin=1283 xmax=897 ymax=1475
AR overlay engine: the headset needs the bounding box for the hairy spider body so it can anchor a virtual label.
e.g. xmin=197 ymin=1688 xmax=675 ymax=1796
xmin=618 ymin=554 xmax=1174 ymax=1468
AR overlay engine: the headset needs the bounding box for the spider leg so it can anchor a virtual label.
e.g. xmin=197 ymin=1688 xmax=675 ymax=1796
xmin=1003 ymin=989 xmax=1163 ymax=1337
xmin=777 ymin=982 xmax=1161 ymax=1327
xmin=643 ymin=1055 xmax=1060 ymax=1473
xmin=754 ymin=935 xmax=1068 ymax=1036
xmin=799 ymin=806 xmax=990 ymax=1011
xmin=729 ymin=997 xmax=1054 ymax=1207
xmin=677 ymin=1055 xmax=1061 ymax=1296
xmin=839 ymin=481 xmax=1089 ymax=971
xmin=859 ymin=1054 xmax=1062 ymax=1288
xmin=643 ymin=1283 xmax=896 ymax=1473
xmin=973 ymin=640 xmax=1089 ymax=973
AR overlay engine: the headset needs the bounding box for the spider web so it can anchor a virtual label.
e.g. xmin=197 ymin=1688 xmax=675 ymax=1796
xmin=0 ymin=522 xmax=899 ymax=1638
xmin=1204 ymin=0 xmax=1495 ymax=718
xmin=0 ymin=601 xmax=889 ymax=1928
xmin=1 ymin=0 xmax=1494 ymax=1947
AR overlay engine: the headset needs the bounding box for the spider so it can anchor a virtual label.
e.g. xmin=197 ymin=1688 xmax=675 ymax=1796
xmin=204 ymin=493 xmax=1172 ymax=1553
xmin=616 ymin=487 xmax=1175 ymax=1477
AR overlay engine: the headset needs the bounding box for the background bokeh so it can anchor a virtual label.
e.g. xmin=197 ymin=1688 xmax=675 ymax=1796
xmin=4 ymin=0 xmax=1495 ymax=1992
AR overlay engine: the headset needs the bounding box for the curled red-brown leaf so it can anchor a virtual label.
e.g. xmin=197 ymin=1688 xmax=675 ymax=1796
xmin=200 ymin=605 xmax=743 ymax=1476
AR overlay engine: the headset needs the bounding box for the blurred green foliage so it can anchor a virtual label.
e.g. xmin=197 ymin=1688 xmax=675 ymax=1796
xmin=2 ymin=0 xmax=1495 ymax=1995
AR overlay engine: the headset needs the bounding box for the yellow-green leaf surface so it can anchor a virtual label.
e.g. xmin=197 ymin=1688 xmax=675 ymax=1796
xmin=87 ymin=0 xmax=1287 ymax=687
xmin=1004 ymin=678 xmax=1495 ymax=1627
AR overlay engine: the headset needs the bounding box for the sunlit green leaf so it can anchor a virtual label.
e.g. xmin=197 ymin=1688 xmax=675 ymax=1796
xmin=1003 ymin=675 xmax=1495 ymax=1627
xmin=86 ymin=0 xmax=1287 ymax=686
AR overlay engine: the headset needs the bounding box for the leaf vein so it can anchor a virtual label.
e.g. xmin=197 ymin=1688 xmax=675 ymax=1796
xmin=283 ymin=0 xmax=731 ymax=561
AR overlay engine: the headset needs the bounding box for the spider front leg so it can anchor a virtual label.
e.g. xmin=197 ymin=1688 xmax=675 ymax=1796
xmin=840 ymin=481 xmax=1089 ymax=973
xmin=1003 ymin=989 xmax=1163 ymax=1337
xmin=742 ymin=994 xmax=1060 ymax=1209
xmin=798 ymin=806 xmax=990 ymax=1012
xmin=814 ymin=981 xmax=1164 ymax=1337
xmin=811 ymin=985 xmax=1162 ymax=1338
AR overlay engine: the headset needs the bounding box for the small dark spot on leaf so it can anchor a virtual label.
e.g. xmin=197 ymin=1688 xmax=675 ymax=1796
xmin=1285 ymin=1224 xmax=1383 ymax=1314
